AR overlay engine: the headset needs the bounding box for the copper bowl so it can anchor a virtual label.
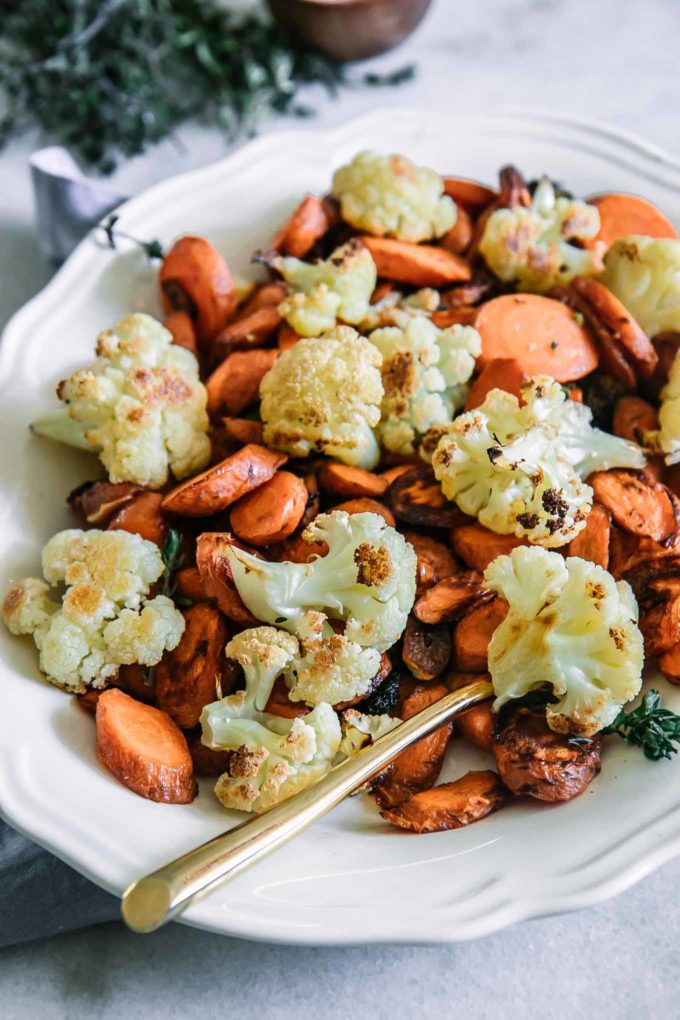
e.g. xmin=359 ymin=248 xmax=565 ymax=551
xmin=266 ymin=0 xmax=433 ymax=63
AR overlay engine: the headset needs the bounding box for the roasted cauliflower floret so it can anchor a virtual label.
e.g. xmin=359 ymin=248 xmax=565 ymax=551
xmin=223 ymin=626 xmax=299 ymax=713
xmin=1 ymin=529 xmax=184 ymax=692
xmin=600 ymin=235 xmax=680 ymax=337
xmin=201 ymin=628 xmax=341 ymax=814
xmin=657 ymin=350 xmax=680 ymax=464
xmin=32 ymin=313 xmax=211 ymax=488
xmin=485 ymin=546 xmax=644 ymax=736
xmin=331 ymin=151 xmax=457 ymax=242
xmin=226 ymin=510 xmax=417 ymax=652
xmin=287 ymin=612 xmax=381 ymax=707
xmin=360 ymin=288 xmax=441 ymax=332
xmin=431 ymin=376 xmax=645 ymax=547
xmin=338 ymin=708 xmax=401 ymax=759
xmin=275 ymin=239 xmax=376 ymax=336
xmin=479 ymin=178 xmax=605 ymax=292
xmin=259 ymin=326 xmax=384 ymax=469
xmin=207 ymin=701 xmax=342 ymax=814
xmin=369 ymin=317 xmax=481 ymax=455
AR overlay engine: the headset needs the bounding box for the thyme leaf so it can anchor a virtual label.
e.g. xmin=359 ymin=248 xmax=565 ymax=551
xmin=604 ymin=690 xmax=680 ymax=761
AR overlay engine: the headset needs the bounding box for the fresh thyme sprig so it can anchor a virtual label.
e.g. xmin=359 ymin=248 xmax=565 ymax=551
xmin=159 ymin=528 xmax=187 ymax=602
xmin=102 ymin=215 xmax=165 ymax=261
xmin=0 ymin=0 xmax=415 ymax=174
xmin=605 ymin=690 xmax=680 ymax=761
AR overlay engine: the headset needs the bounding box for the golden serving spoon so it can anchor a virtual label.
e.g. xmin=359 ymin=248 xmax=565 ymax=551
xmin=121 ymin=678 xmax=493 ymax=933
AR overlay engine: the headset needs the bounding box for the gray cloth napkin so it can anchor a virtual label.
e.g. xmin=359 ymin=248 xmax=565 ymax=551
xmin=2 ymin=149 xmax=127 ymax=947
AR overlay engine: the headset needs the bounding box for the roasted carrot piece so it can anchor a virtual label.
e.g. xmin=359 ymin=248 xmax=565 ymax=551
xmin=474 ymin=294 xmax=599 ymax=382
xmin=271 ymin=194 xmax=333 ymax=258
xmin=115 ymin=663 xmax=155 ymax=702
xmin=587 ymin=192 xmax=679 ymax=247
xmin=160 ymin=236 xmax=236 ymax=345
xmin=230 ymin=471 xmax=307 ymax=547
xmin=270 ymin=532 xmax=328 ymax=564
xmin=165 ymin=310 xmax=198 ymax=356
xmin=380 ymin=464 xmax=412 ymax=485
xmin=333 ymin=498 xmax=396 ymax=528
xmin=439 ymin=205 xmax=473 ymax=256
xmin=590 ymin=470 xmax=678 ymax=543
xmin=206 ymin=348 xmax=278 ymax=418
xmin=380 ymin=771 xmax=506 ymax=833
xmin=174 ymin=566 xmax=211 ymax=602
xmin=162 ymin=444 xmax=286 ymax=516
xmin=464 ymin=358 xmax=527 ymax=410
xmin=359 ymin=236 xmax=472 ymax=287
xmin=277 ymin=322 xmax=301 ymax=351
xmin=659 ymin=642 xmax=680 ymax=683
xmin=442 ymin=177 xmax=497 ymax=215
xmin=566 ymin=504 xmax=611 ymax=568
xmin=371 ymin=684 xmax=451 ymax=809
xmin=221 ymin=417 xmax=265 ymax=446
xmin=96 ymin=688 xmax=197 ymax=803
xmin=318 ymin=462 xmax=388 ymax=500
xmin=77 ymin=688 xmax=102 ymax=714
xmin=388 ymin=464 xmax=465 ymax=529
xmin=640 ymin=587 xmax=680 ymax=656
xmin=571 ymin=276 xmax=657 ymax=378
xmin=108 ymin=491 xmax=168 ymax=547
xmin=67 ymin=480 xmax=142 ymax=525
xmin=612 ymin=396 xmax=658 ymax=444
xmin=195 ymin=532 xmax=259 ymax=625
xmin=652 ymin=331 xmax=680 ymax=391
xmin=238 ymin=281 xmax=288 ymax=318
xmin=155 ymin=604 xmax=228 ymax=729
xmin=264 ymin=676 xmax=311 ymax=719
xmin=448 ymin=673 xmax=495 ymax=753
xmin=494 ymin=703 xmax=602 ymax=802
xmin=413 ymin=573 xmax=493 ymax=625
xmin=298 ymin=471 xmax=321 ymax=529
xmin=401 ymin=531 xmax=459 ymax=595
xmin=431 ymin=307 xmax=478 ymax=328
xmin=370 ymin=281 xmax=397 ymax=304
xmin=402 ymin=616 xmax=451 ymax=681
xmin=188 ymin=735 xmax=235 ymax=776
xmin=210 ymin=305 xmax=282 ymax=364
xmin=454 ymin=598 xmax=508 ymax=672
xmin=451 ymin=524 xmax=527 ymax=572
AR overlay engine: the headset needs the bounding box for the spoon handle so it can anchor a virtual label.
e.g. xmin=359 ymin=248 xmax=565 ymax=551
xmin=121 ymin=679 xmax=493 ymax=933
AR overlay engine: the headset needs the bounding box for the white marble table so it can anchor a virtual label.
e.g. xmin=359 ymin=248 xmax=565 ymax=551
xmin=2 ymin=0 xmax=680 ymax=1015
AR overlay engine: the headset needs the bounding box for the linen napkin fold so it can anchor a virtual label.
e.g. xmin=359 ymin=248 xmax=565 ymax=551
xmin=29 ymin=146 xmax=125 ymax=265
xmin=1 ymin=148 xmax=127 ymax=947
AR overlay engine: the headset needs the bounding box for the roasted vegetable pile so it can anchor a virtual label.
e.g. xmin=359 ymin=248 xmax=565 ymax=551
xmin=5 ymin=151 xmax=680 ymax=833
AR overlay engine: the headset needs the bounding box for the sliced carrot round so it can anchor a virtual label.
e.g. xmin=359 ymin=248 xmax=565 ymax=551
xmin=588 ymin=193 xmax=679 ymax=247
xmin=230 ymin=471 xmax=307 ymax=546
xmin=465 ymin=358 xmax=527 ymax=410
xmin=96 ymin=689 xmax=196 ymax=804
xmin=474 ymin=294 xmax=599 ymax=382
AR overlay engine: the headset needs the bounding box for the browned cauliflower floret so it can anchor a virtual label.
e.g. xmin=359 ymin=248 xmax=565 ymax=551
xmin=332 ymin=151 xmax=457 ymax=242
xmin=259 ymin=326 xmax=384 ymax=468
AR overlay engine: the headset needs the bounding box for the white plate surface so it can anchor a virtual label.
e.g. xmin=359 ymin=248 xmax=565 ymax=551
xmin=2 ymin=109 xmax=680 ymax=945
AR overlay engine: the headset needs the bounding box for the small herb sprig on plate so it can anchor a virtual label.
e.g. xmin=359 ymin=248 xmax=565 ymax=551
xmin=0 ymin=0 xmax=415 ymax=174
xmin=102 ymin=215 xmax=165 ymax=262
xmin=159 ymin=528 xmax=188 ymax=603
xmin=605 ymin=690 xmax=680 ymax=761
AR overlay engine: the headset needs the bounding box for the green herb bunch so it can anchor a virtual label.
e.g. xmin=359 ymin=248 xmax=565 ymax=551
xmin=0 ymin=0 xmax=414 ymax=174
xmin=605 ymin=690 xmax=680 ymax=761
